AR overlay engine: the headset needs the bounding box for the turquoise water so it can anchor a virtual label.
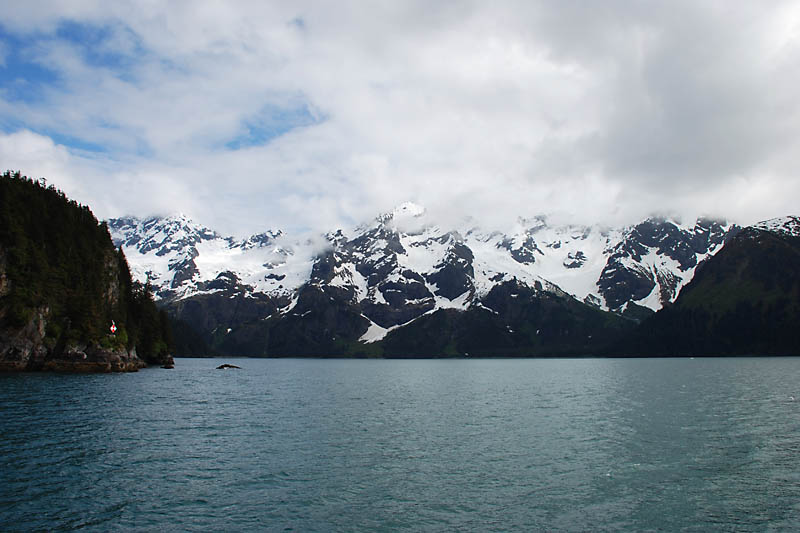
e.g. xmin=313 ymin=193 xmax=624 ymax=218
xmin=2 ymin=357 xmax=800 ymax=531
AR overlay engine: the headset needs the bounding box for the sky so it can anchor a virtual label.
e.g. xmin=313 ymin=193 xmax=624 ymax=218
xmin=1 ymin=1 xmax=799 ymax=237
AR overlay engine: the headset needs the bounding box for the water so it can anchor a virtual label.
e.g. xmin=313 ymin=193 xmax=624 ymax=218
xmin=2 ymin=358 xmax=800 ymax=532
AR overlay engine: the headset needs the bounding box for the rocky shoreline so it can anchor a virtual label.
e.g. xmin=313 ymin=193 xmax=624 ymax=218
xmin=0 ymin=308 xmax=174 ymax=373
xmin=0 ymin=339 xmax=174 ymax=373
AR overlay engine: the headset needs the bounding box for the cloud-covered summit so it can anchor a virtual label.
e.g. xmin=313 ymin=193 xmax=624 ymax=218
xmin=1 ymin=1 xmax=799 ymax=236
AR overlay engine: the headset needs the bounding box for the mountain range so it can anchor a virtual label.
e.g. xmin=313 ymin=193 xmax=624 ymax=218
xmin=108 ymin=204 xmax=770 ymax=356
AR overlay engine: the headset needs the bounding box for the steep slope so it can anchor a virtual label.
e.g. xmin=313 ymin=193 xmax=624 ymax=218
xmin=618 ymin=216 xmax=800 ymax=356
xmin=380 ymin=279 xmax=632 ymax=357
xmin=598 ymin=217 xmax=734 ymax=314
xmin=0 ymin=171 xmax=174 ymax=371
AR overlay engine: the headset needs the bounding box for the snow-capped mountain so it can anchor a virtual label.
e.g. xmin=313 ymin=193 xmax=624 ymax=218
xmin=108 ymin=214 xmax=312 ymax=301
xmin=596 ymin=216 xmax=733 ymax=312
xmin=751 ymin=215 xmax=800 ymax=237
xmin=108 ymin=205 xmax=739 ymax=352
xmin=106 ymin=210 xmax=799 ymax=357
xmin=110 ymin=205 xmax=735 ymax=311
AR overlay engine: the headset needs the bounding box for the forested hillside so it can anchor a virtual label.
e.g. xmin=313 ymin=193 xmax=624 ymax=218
xmin=0 ymin=171 xmax=173 ymax=371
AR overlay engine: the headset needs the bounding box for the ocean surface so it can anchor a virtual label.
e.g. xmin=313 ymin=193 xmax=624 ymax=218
xmin=2 ymin=357 xmax=800 ymax=532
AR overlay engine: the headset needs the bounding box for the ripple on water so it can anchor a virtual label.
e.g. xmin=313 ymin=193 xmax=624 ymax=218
xmin=2 ymin=357 xmax=800 ymax=531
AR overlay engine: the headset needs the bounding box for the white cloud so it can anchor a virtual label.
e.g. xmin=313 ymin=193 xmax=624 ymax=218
xmin=0 ymin=130 xmax=199 ymax=222
xmin=2 ymin=1 xmax=800 ymax=237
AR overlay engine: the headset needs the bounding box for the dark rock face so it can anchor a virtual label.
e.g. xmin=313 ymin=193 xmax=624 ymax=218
xmin=170 ymin=252 xmax=201 ymax=289
xmin=361 ymin=275 xmax=434 ymax=328
xmin=319 ymin=223 xmax=441 ymax=328
xmin=598 ymin=263 xmax=656 ymax=311
xmin=598 ymin=218 xmax=738 ymax=310
xmin=563 ymin=251 xmax=587 ymax=269
xmin=0 ymin=304 xmax=147 ymax=372
xmin=425 ymin=238 xmax=474 ymax=300
xmin=0 ymin=305 xmax=50 ymax=371
xmin=498 ymin=235 xmax=542 ymax=265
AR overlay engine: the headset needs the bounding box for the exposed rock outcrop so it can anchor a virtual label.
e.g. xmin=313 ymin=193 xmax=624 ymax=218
xmin=0 ymin=302 xmax=150 ymax=372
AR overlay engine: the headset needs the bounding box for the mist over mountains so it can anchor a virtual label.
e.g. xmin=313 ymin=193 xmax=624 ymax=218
xmin=108 ymin=204 xmax=760 ymax=356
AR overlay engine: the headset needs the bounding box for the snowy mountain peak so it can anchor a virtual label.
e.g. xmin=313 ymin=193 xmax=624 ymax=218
xmin=376 ymin=201 xmax=427 ymax=224
xmin=110 ymin=210 xmax=741 ymax=332
xmin=235 ymin=230 xmax=284 ymax=250
xmin=109 ymin=214 xmax=309 ymax=300
xmin=156 ymin=212 xmax=216 ymax=236
xmin=393 ymin=201 xmax=426 ymax=218
xmin=109 ymin=214 xmax=217 ymax=253
xmin=752 ymin=216 xmax=800 ymax=237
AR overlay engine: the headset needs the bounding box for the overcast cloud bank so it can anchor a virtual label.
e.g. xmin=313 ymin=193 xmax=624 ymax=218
xmin=1 ymin=1 xmax=799 ymax=236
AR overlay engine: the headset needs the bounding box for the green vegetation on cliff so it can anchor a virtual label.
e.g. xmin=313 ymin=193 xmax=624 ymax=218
xmin=0 ymin=171 xmax=172 ymax=366
xmin=616 ymin=226 xmax=800 ymax=356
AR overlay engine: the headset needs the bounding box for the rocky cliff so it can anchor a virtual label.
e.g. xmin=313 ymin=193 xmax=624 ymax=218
xmin=0 ymin=246 xmax=148 ymax=372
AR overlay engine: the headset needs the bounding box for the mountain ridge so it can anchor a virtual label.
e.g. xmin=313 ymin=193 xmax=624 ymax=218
xmin=109 ymin=206 xmax=746 ymax=356
xmin=109 ymin=207 xmax=737 ymax=313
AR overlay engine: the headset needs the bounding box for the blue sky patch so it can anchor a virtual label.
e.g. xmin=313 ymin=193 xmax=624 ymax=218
xmin=0 ymin=21 xmax=149 ymax=153
xmin=1 ymin=20 xmax=145 ymax=102
xmin=46 ymin=131 xmax=108 ymax=153
xmin=55 ymin=20 xmax=145 ymax=75
xmin=225 ymin=102 xmax=323 ymax=150
xmin=0 ymin=26 xmax=61 ymax=103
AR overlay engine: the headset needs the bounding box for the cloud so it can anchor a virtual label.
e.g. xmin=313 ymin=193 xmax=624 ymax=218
xmin=0 ymin=129 xmax=199 ymax=221
xmin=2 ymin=1 xmax=800 ymax=237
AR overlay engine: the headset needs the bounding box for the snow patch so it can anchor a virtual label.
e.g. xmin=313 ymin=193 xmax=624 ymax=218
xmin=359 ymin=320 xmax=388 ymax=343
xmin=752 ymin=216 xmax=800 ymax=237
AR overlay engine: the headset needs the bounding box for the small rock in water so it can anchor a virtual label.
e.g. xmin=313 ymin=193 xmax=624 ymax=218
xmin=216 ymin=364 xmax=241 ymax=370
